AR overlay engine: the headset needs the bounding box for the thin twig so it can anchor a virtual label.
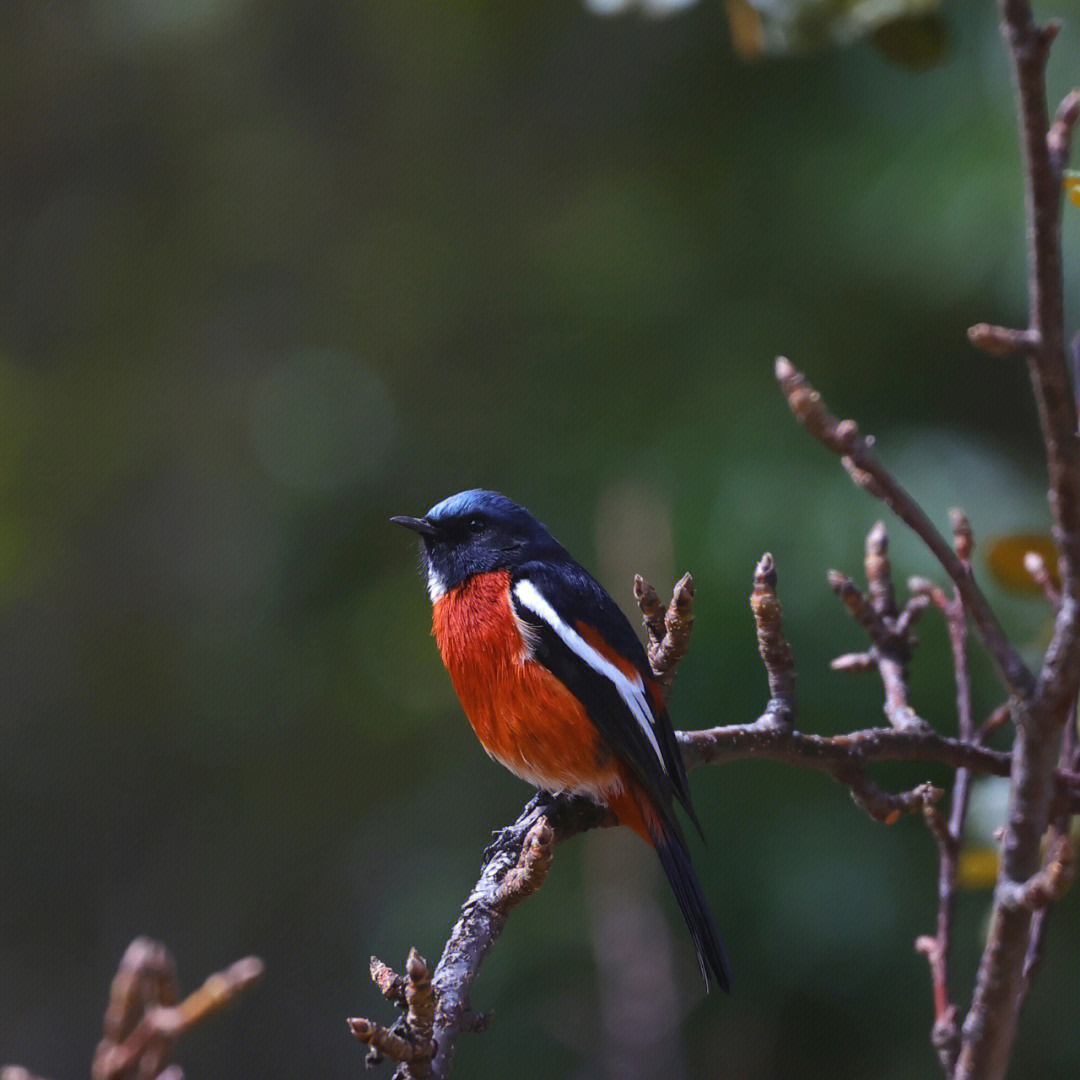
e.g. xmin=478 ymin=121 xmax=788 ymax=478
xmin=967 ymin=323 xmax=1039 ymax=356
xmin=776 ymin=356 xmax=1035 ymax=700
xmin=913 ymin=512 xmax=978 ymax=1077
xmin=635 ymin=573 xmax=696 ymax=697
xmin=749 ymin=553 xmax=796 ymax=725
xmin=827 ymin=524 xmax=926 ymax=731
xmin=838 ymin=767 xmax=942 ymax=825
xmin=91 ymin=942 xmax=263 ymax=1080
xmin=1024 ymin=549 xmax=1061 ymax=609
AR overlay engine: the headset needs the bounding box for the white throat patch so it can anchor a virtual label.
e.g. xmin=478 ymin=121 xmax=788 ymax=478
xmin=426 ymin=560 xmax=448 ymax=603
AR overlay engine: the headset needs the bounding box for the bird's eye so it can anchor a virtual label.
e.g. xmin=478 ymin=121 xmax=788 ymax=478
xmin=466 ymin=516 xmax=486 ymax=533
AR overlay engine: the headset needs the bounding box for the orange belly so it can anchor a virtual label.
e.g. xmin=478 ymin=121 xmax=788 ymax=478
xmin=432 ymin=570 xmax=622 ymax=799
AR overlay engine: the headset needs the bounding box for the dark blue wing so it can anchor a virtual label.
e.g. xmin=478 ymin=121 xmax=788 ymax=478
xmin=509 ymin=559 xmax=698 ymax=830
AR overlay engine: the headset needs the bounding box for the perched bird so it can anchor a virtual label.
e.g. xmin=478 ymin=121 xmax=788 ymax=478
xmin=392 ymin=489 xmax=731 ymax=990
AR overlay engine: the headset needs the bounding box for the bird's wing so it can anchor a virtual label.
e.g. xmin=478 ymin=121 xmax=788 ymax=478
xmin=509 ymin=561 xmax=697 ymax=829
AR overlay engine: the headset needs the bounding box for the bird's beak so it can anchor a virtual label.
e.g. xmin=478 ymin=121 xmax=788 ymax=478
xmin=390 ymin=515 xmax=438 ymax=538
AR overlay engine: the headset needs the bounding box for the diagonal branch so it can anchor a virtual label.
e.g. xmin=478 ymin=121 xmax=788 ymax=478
xmin=90 ymin=939 xmax=263 ymax=1080
xmin=426 ymin=795 xmax=611 ymax=1078
xmin=775 ymin=356 xmax=1036 ymax=701
xmin=4 ymin=940 xmax=264 ymax=1080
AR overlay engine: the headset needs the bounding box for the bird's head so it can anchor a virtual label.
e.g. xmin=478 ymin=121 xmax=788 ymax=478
xmin=392 ymin=489 xmax=564 ymax=601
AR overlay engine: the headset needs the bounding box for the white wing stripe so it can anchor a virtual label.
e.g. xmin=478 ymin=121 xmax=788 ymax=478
xmin=512 ymin=578 xmax=666 ymax=772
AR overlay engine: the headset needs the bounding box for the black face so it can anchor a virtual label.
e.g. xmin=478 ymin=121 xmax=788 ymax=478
xmin=392 ymin=490 xmax=565 ymax=597
xmin=420 ymin=509 xmax=530 ymax=597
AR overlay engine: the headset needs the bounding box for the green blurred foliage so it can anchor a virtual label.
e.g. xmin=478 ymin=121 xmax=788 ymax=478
xmin=1 ymin=0 xmax=1078 ymax=1077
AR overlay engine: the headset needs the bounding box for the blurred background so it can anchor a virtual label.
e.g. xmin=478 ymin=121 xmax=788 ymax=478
xmin=3 ymin=0 xmax=1080 ymax=1076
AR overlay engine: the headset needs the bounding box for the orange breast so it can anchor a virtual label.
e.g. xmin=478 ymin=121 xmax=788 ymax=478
xmin=432 ymin=570 xmax=622 ymax=798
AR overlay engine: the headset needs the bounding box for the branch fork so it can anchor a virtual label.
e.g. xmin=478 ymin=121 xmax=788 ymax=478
xmin=998 ymin=834 xmax=1077 ymax=912
xmin=349 ymin=949 xmax=436 ymax=1076
xmin=373 ymin=48 xmax=1080 ymax=1061
xmin=634 ymin=572 xmax=696 ymax=697
xmin=827 ymin=521 xmax=931 ymax=733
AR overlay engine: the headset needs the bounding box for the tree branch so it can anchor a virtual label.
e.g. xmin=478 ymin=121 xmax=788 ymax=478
xmin=775 ymin=356 xmax=1036 ymax=700
xmin=349 ymin=949 xmax=437 ymax=1076
xmin=826 ymin=522 xmax=928 ymax=732
xmin=909 ymin=511 xmax=979 ymax=1076
xmin=426 ymin=794 xmax=612 ymax=1078
xmin=355 ymin=560 xmax=1080 ymax=1079
xmin=634 ymin=572 xmax=696 ymax=697
xmin=952 ymin=4 xmax=1080 ymax=1078
xmin=77 ymin=939 xmax=263 ymax=1080
xmin=3 ymin=941 xmax=263 ymax=1080
xmin=749 ymin=553 xmax=796 ymax=725
xmin=677 ymin=720 xmax=1080 ymax=814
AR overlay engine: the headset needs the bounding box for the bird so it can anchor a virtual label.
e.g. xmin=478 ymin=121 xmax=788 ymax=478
xmin=391 ymin=489 xmax=731 ymax=991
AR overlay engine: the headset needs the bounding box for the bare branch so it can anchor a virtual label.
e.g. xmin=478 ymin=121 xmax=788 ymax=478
xmin=750 ymin=553 xmax=796 ymax=725
xmin=405 ymin=707 xmax=1080 ymax=1077
xmin=826 ymin=525 xmax=927 ymax=731
xmin=839 ymin=768 xmax=942 ymax=825
xmin=352 ymin=951 xmax=439 ymax=1075
xmin=775 ymin=356 xmax=1035 ymax=700
xmin=1048 ymin=88 xmax=1080 ymax=172
xmin=90 ymin=941 xmax=263 ymax=1080
xmin=952 ymin=4 xmax=1080 ymax=1077
xmin=635 ymin=573 xmax=696 ymax=696
xmin=909 ymin=513 xmax=980 ymax=1078
xmin=371 ymin=956 xmax=408 ymax=1005
xmin=426 ymin=794 xmax=613 ymax=1078
xmin=676 ymin=720 xmax=1080 ymax=813
xmin=967 ymin=323 xmax=1040 ymax=356
xmin=999 ymin=834 xmax=1076 ymax=911
xmin=1024 ymin=549 xmax=1061 ymax=609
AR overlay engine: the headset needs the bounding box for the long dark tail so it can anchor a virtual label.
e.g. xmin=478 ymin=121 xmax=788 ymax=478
xmin=649 ymin=818 xmax=732 ymax=992
xmin=609 ymin=786 xmax=732 ymax=991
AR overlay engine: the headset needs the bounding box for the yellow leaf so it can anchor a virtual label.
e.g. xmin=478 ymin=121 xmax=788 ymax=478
xmin=985 ymin=533 xmax=1059 ymax=593
xmin=1064 ymin=173 xmax=1080 ymax=208
xmin=725 ymin=0 xmax=765 ymax=59
xmin=958 ymin=847 xmax=999 ymax=889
